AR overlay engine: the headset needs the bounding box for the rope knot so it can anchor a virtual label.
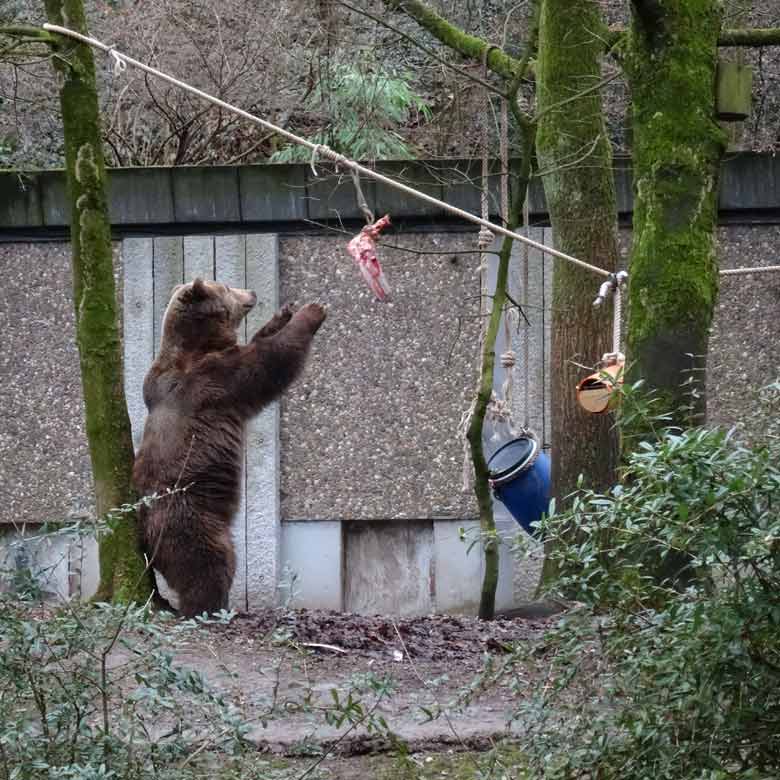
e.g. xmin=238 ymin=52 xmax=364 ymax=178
xmin=477 ymin=226 xmax=494 ymax=249
xmin=500 ymin=350 xmax=516 ymax=369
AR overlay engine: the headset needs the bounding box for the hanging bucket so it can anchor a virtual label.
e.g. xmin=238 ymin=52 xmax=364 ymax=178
xmin=487 ymin=435 xmax=551 ymax=536
xmin=576 ymin=359 xmax=624 ymax=414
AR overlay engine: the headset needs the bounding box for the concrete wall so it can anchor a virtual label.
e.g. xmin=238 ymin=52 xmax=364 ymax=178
xmin=1 ymin=157 xmax=779 ymax=614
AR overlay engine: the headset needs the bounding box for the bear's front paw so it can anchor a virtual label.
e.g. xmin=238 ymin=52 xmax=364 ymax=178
xmin=301 ymin=302 xmax=327 ymax=329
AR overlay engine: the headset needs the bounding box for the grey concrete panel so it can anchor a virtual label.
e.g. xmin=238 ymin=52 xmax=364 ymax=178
xmin=183 ymin=236 xmax=215 ymax=281
xmin=152 ymin=237 xmax=184 ymax=352
xmin=172 ymin=167 xmax=241 ymax=223
xmin=214 ymin=235 xmax=249 ymax=610
xmin=0 ymin=242 xmax=93 ymax=526
xmin=239 ymin=165 xmax=307 ymax=222
xmin=502 ymin=227 xmax=553 ymax=447
xmin=244 ymin=234 xmax=281 ymax=609
xmin=373 ymin=161 xmax=445 ymax=218
xmin=344 ymin=521 xmax=434 ymax=616
xmin=122 ymin=238 xmax=154 ymax=451
xmin=108 ymin=168 xmax=174 ymax=225
xmin=279 ymin=234 xmax=480 ymax=521
xmin=305 ymin=165 xmax=375 ymax=221
xmin=432 ymin=519 xmax=483 ymax=614
xmin=707 ymin=224 xmax=780 ymax=442
xmin=280 ymin=521 xmax=342 ymax=610
xmin=69 ymin=533 xmax=99 ymax=601
xmin=0 ymin=526 xmax=72 ymax=601
xmin=0 ymin=172 xmax=42 ymax=227
xmin=39 ymin=171 xmax=69 ymax=226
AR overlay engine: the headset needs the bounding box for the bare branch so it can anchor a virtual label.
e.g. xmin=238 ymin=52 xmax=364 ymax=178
xmin=383 ymin=0 xmax=529 ymax=81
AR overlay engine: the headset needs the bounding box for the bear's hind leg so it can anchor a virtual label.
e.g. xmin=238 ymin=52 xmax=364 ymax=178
xmin=176 ymin=532 xmax=237 ymax=619
xmin=178 ymin=581 xmax=231 ymax=619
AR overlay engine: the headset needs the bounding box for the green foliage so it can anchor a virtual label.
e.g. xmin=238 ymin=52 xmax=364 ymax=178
xmin=271 ymin=56 xmax=430 ymax=163
xmin=0 ymin=595 xmax=250 ymax=779
xmin=514 ymin=382 xmax=780 ymax=779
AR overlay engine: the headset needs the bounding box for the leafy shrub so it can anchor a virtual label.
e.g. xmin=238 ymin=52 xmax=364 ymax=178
xmin=514 ymin=382 xmax=780 ymax=779
xmin=271 ymin=55 xmax=430 ymax=163
xmin=0 ymin=594 xmax=250 ymax=779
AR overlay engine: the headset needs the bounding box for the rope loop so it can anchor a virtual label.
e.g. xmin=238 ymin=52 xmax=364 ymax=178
xmin=309 ymin=144 xmax=322 ymax=177
xmin=107 ymin=47 xmax=127 ymax=78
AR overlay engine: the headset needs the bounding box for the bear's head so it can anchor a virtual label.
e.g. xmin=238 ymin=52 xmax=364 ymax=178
xmin=160 ymin=278 xmax=257 ymax=352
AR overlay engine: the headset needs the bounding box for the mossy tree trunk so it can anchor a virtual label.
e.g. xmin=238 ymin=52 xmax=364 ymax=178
xmin=625 ymin=0 xmax=726 ymax=425
xmin=43 ymin=0 xmax=153 ymax=603
xmin=535 ymin=0 xmax=619 ymax=583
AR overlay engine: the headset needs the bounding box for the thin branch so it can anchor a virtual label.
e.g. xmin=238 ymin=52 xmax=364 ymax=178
xmin=383 ymin=0 xmax=529 ymax=81
xmin=337 ymin=0 xmax=509 ymax=97
xmin=534 ymin=72 xmax=620 ymax=122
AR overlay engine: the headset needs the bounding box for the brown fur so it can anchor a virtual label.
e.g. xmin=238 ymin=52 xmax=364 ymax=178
xmin=132 ymin=278 xmax=326 ymax=617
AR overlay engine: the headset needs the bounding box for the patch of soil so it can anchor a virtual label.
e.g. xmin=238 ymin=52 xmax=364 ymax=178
xmin=219 ymin=608 xmax=555 ymax=662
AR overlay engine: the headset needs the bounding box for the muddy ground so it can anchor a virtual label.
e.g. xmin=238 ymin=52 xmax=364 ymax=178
xmin=174 ymin=607 xmax=565 ymax=778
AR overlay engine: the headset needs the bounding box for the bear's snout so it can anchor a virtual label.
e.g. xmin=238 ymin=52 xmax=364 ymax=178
xmin=243 ymin=290 xmax=258 ymax=309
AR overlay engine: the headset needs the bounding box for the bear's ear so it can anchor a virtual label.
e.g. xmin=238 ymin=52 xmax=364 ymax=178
xmin=190 ymin=277 xmax=209 ymax=301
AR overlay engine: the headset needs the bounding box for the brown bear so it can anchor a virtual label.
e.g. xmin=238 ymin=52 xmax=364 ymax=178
xmin=132 ymin=278 xmax=326 ymax=618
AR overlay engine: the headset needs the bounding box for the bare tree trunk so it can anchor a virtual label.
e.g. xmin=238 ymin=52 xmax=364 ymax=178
xmin=43 ymin=0 xmax=153 ymax=603
xmin=535 ymin=0 xmax=620 ymax=584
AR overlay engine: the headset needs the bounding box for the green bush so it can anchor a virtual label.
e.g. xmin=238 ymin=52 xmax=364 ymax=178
xmin=0 ymin=595 xmax=249 ymax=779
xmin=271 ymin=55 xmax=430 ymax=163
xmin=516 ymin=382 xmax=780 ymax=779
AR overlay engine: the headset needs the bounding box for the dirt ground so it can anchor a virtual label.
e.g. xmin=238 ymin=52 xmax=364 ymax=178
xmin=174 ymin=607 xmax=561 ymax=778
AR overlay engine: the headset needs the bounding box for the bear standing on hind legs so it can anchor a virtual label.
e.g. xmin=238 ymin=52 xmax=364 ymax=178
xmin=132 ymin=278 xmax=326 ymax=618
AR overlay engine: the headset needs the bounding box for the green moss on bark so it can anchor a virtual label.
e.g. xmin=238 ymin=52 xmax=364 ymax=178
xmin=383 ymin=0 xmax=524 ymax=81
xmin=44 ymin=0 xmax=152 ymax=604
xmin=626 ymin=0 xmax=726 ymax=423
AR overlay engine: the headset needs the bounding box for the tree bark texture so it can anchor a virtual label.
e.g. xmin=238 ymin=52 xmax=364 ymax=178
xmin=536 ymin=0 xmax=620 ymax=507
xmin=43 ymin=0 xmax=153 ymax=603
xmin=626 ymin=0 xmax=726 ymax=425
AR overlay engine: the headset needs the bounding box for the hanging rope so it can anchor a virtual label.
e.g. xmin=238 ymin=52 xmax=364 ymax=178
xmin=521 ymin=194 xmax=531 ymax=433
xmin=593 ymin=270 xmax=628 ymax=359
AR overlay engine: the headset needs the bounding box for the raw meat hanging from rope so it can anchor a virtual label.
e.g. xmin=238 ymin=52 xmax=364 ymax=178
xmin=347 ymin=214 xmax=392 ymax=301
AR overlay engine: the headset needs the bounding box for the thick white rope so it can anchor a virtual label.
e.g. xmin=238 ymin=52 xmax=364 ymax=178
xmin=612 ymin=283 xmax=623 ymax=356
xmin=43 ymin=23 xmax=613 ymax=279
xmin=720 ymin=264 xmax=780 ymax=276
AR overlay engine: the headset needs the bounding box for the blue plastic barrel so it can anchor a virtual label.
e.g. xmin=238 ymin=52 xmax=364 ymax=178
xmin=487 ymin=436 xmax=551 ymax=536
